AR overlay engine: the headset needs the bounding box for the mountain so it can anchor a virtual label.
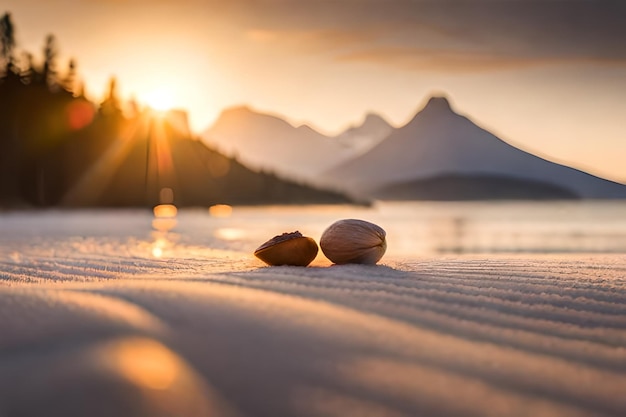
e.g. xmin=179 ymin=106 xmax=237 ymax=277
xmin=334 ymin=113 xmax=392 ymax=154
xmin=202 ymin=106 xmax=356 ymax=181
xmin=322 ymin=95 xmax=626 ymax=200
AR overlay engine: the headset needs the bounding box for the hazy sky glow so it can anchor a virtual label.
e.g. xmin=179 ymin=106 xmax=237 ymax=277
xmin=3 ymin=0 xmax=626 ymax=182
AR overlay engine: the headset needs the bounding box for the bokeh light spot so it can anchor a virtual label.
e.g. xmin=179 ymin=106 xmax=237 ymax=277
xmin=66 ymin=100 xmax=95 ymax=131
xmin=209 ymin=204 xmax=233 ymax=218
xmin=154 ymin=204 xmax=178 ymax=219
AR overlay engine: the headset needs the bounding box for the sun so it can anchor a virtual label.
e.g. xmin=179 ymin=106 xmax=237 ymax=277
xmin=142 ymin=87 xmax=176 ymax=112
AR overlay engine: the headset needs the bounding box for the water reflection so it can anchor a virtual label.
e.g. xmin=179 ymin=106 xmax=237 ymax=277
xmin=152 ymin=218 xmax=177 ymax=233
xmin=142 ymin=202 xmax=626 ymax=257
xmin=153 ymin=204 xmax=178 ymax=219
xmin=209 ymin=204 xmax=233 ymax=218
xmin=225 ymin=202 xmax=626 ymax=256
xmin=151 ymin=203 xmax=178 ymax=257
xmin=151 ymin=236 xmax=169 ymax=258
xmin=152 ymin=204 xmax=178 ymax=232
xmin=215 ymin=227 xmax=246 ymax=241
xmin=426 ymin=213 xmax=626 ymax=254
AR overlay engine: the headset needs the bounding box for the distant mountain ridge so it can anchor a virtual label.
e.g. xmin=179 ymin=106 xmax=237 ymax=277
xmin=201 ymin=106 xmax=390 ymax=181
xmin=323 ymin=96 xmax=626 ymax=200
xmin=334 ymin=113 xmax=392 ymax=154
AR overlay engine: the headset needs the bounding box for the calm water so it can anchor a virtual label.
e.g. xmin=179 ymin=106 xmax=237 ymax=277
xmin=1 ymin=201 xmax=626 ymax=257
xmin=207 ymin=201 xmax=626 ymax=255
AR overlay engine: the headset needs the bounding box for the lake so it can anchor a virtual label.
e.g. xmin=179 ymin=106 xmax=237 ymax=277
xmin=1 ymin=201 xmax=625 ymax=260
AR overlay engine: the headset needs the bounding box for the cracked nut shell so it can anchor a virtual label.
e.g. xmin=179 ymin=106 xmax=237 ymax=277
xmin=254 ymin=231 xmax=318 ymax=266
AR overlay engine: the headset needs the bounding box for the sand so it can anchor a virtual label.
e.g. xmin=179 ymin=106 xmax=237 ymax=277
xmin=1 ymin=247 xmax=625 ymax=417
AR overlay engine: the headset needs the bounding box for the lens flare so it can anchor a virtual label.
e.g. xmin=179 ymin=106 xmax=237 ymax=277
xmin=66 ymin=100 xmax=95 ymax=131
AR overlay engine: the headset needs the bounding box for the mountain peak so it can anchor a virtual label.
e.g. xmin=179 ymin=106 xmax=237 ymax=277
xmin=363 ymin=112 xmax=385 ymax=122
xmin=221 ymin=105 xmax=255 ymax=116
xmin=361 ymin=112 xmax=390 ymax=129
xmin=423 ymin=95 xmax=453 ymax=113
xmin=402 ymin=94 xmax=456 ymax=127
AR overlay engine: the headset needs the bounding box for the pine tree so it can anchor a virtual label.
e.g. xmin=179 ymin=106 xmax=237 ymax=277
xmin=99 ymin=76 xmax=123 ymax=118
xmin=42 ymin=34 xmax=58 ymax=88
xmin=0 ymin=12 xmax=16 ymax=74
xmin=63 ymin=58 xmax=77 ymax=93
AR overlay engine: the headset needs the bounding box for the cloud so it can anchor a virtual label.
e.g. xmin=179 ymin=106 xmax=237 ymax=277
xmin=7 ymin=0 xmax=625 ymax=72
xmin=234 ymin=0 xmax=626 ymax=72
xmin=336 ymin=47 xmax=626 ymax=73
xmin=245 ymin=27 xmax=382 ymax=52
xmin=336 ymin=48 xmax=541 ymax=73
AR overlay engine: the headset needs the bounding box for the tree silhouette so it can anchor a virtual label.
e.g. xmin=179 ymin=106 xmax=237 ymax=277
xmin=0 ymin=12 xmax=15 ymax=73
xmin=59 ymin=58 xmax=76 ymax=93
xmin=0 ymin=12 xmax=21 ymax=203
xmin=0 ymin=12 xmax=352 ymax=208
xmin=42 ymin=34 xmax=58 ymax=88
xmin=0 ymin=21 xmax=86 ymax=205
xmin=99 ymin=76 xmax=123 ymax=118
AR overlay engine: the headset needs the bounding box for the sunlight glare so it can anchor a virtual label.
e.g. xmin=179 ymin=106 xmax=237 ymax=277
xmin=152 ymin=246 xmax=164 ymax=258
xmin=88 ymin=336 xmax=219 ymax=414
xmin=215 ymin=228 xmax=245 ymax=241
xmin=110 ymin=338 xmax=180 ymax=390
xmin=152 ymin=217 xmax=177 ymax=233
xmin=143 ymin=87 xmax=176 ymax=112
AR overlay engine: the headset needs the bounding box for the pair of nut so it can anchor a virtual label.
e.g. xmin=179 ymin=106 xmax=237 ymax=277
xmin=254 ymin=219 xmax=387 ymax=267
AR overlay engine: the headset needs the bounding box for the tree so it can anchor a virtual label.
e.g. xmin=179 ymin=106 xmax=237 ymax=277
xmin=0 ymin=12 xmax=16 ymax=74
xmin=63 ymin=58 xmax=77 ymax=93
xmin=99 ymin=76 xmax=123 ymax=118
xmin=42 ymin=34 xmax=58 ymax=88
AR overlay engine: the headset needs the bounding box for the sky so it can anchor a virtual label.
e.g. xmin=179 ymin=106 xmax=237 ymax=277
xmin=3 ymin=0 xmax=626 ymax=183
